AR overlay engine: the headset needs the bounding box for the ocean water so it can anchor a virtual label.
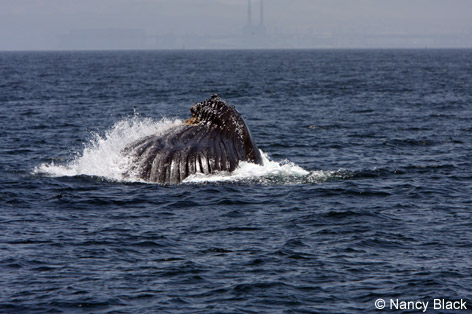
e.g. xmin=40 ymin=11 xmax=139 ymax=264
xmin=1 ymin=49 xmax=472 ymax=313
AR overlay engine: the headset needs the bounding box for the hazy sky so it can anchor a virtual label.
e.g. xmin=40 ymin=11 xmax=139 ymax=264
xmin=1 ymin=0 xmax=471 ymax=50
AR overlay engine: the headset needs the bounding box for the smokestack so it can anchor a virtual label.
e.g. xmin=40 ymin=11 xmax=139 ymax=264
xmin=248 ymin=0 xmax=252 ymax=26
xmin=260 ymin=0 xmax=264 ymax=26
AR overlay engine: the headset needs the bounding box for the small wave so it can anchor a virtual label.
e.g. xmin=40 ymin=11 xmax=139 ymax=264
xmin=34 ymin=116 xmax=337 ymax=185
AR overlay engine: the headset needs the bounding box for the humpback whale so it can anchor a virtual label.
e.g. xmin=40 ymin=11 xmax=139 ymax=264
xmin=124 ymin=94 xmax=263 ymax=184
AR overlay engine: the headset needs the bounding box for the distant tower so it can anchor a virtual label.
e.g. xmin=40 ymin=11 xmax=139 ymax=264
xmin=242 ymin=0 xmax=266 ymax=37
xmin=247 ymin=0 xmax=252 ymax=27
xmin=243 ymin=0 xmax=253 ymax=35
xmin=258 ymin=0 xmax=266 ymax=35
xmin=260 ymin=0 xmax=264 ymax=26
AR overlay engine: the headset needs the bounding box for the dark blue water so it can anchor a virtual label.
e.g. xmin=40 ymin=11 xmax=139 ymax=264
xmin=1 ymin=49 xmax=472 ymax=313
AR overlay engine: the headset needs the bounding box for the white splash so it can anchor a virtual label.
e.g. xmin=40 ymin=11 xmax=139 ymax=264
xmin=34 ymin=116 xmax=182 ymax=182
xmin=34 ymin=116 xmax=334 ymax=184
xmin=183 ymin=152 xmax=311 ymax=184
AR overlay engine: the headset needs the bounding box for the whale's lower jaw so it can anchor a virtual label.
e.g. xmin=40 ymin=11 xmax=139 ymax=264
xmin=124 ymin=95 xmax=262 ymax=184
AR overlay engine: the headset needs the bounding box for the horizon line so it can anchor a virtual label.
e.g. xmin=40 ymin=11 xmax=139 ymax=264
xmin=2 ymin=47 xmax=472 ymax=53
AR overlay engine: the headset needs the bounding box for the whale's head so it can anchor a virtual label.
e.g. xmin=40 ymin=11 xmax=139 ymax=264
xmin=185 ymin=94 xmax=242 ymax=130
xmin=185 ymin=94 xmax=262 ymax=164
